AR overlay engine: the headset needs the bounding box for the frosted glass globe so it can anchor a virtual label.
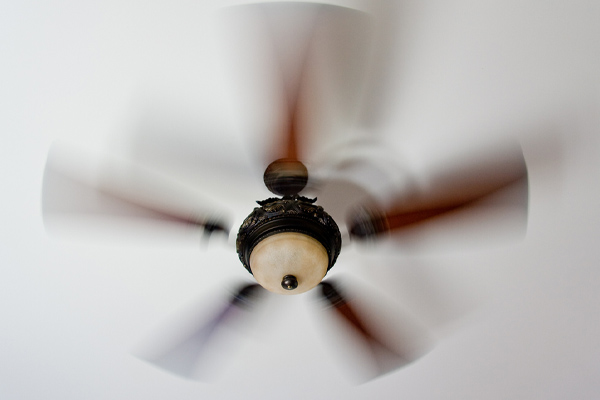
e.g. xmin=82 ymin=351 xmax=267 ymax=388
xmin=249 ymin=232 xmax=329 ymax=295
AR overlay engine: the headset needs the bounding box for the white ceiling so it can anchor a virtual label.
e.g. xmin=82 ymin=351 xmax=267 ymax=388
xmin=2 ymin=0 xmax=600 ymax=398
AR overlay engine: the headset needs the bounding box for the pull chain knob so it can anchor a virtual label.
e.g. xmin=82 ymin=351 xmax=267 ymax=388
xmin=281 ymin=275 xmax=298 ymax=290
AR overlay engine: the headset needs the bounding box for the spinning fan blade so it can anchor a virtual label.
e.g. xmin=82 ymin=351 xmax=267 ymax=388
xmin=227 ymin=3 xmax=369 ymax=163
xmin=42 ymin=143 xmax=231 ymax=243
xmin=259 ymin=3 xmax=323 ymax=164
xmin=255 ymin=4 xmax=324 ymax=196
xmin=137 ymin=283 xmax=266 ymax=380
xmin=219 ymin=3 xmax=376 ymax=196
xmin=318 ymin=280 xmax=428 ymax=380
xmin=348 ymin=140 xmax=528 ymax=242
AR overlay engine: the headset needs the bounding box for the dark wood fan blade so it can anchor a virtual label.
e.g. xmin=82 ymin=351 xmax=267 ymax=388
xmin=280 ymin=105 xmax=300 ymax=162
xmin=137 ymin=284 xmax=265 ymax=380
xmin=318 ymin=281 xmax=423 ymax=379
xmin=220 ymin=3 xmax=373 ymax=196
xmin=42 ymin=143 xmax=231 ymax=242
xmin=348 ymin=140 xmax=528 ymax=239
xmin=259 ymin=3 xmax=370 ymax=163
xmin=259 ymin=3 xmax=325 ymax=163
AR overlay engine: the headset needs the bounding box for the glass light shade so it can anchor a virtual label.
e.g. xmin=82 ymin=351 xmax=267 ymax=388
xmin=249 ymin=232 xmax=329 ymax=295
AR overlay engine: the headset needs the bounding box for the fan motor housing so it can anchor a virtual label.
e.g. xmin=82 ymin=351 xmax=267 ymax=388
xmin=236 ymin=196 xmax=342 ymax=294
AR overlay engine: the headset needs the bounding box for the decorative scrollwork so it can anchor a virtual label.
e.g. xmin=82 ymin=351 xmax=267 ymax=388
xmin=236 ymin=197 xmax=342 ymax=275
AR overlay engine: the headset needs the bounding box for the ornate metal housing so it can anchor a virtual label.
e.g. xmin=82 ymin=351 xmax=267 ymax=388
xmin=236 ymin=196 xmax=342 ymax=275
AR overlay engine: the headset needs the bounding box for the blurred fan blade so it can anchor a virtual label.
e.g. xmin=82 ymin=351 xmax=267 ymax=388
xmin=282 ymin=4 xmax=373 ymax=165
xmin=348 ymin=140 xmax=528 ymax=242
xmin=42 ymin=142 xmax=231 ymax=243
xmin=222 ymin=3 xmax=371 ymax=167
xmin=137 ymin=283 xmax=266 ymax=380
xmin=318 ymin=280 xmax=428 ymax=380
xmin=259 ymin=3 xmax=324 ymax=163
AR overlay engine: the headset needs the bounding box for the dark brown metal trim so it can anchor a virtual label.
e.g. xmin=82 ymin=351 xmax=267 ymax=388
xmin=236 ymin=196 xmax=342 ymax=275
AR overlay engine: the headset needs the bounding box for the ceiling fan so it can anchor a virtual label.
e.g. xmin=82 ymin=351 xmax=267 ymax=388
xmin=42 ymin=1 xmax=528 ymax=381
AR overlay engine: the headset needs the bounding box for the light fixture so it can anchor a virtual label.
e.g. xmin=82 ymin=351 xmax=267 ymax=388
xmin=236 ymin=195 xmax=342 ymax=294
xmin=236 ymin=158 xmax=341 ymax=294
